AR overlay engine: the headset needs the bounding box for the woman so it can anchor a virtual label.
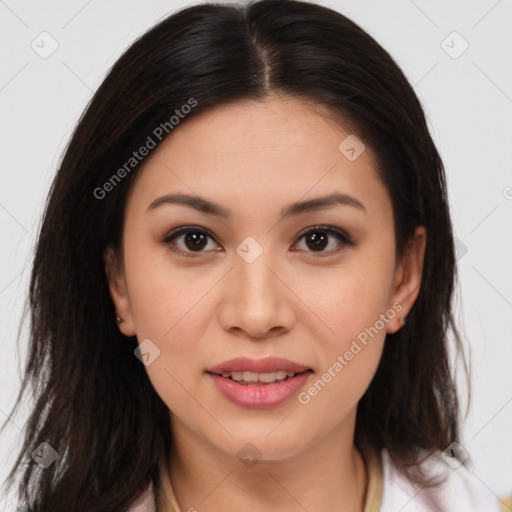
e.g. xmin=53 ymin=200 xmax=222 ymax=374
xmin=0 ymin=0 xmax=502 ymax=510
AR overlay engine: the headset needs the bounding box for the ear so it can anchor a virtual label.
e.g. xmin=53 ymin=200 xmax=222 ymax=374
xmin=386 ymin=225 xmax=427 ymax=334
xmin=103 ymin=244 xmax=137 ymax=337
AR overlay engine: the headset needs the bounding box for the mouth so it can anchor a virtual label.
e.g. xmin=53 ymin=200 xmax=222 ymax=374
xmin=206 ymin=368 xmax=314 ymax=408
xmin=206 ymin=369 xmax=313 ymax=386
xmin=205 ymin=356 xmax=314 ymax=408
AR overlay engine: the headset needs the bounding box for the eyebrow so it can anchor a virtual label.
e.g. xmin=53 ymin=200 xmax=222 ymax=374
xmin=146 ymin=192 xmax=367 ymax=218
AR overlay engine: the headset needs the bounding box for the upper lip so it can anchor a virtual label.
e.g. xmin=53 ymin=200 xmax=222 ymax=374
xmin=207 ymin=356 xmax=312 ymax=375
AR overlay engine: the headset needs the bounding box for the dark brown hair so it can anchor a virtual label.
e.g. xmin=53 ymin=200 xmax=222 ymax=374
xmin=1 ymin=0 xmax=467 ymax=510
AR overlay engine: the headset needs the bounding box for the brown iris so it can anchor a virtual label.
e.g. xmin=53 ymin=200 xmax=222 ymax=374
xmin=184 ymin=232 xmax=208 ymax=251
xmin=305 ymin=231 xmax=328 ymax=251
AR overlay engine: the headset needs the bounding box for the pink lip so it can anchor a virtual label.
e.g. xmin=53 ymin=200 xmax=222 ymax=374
xmin=207 ymin=356 xmax=311 ymax=374
xmin=207 ymin=371 xmax=313 ymax=409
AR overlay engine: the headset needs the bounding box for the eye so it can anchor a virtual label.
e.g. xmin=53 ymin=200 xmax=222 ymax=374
xmin=162 ymin=226 xmax=220 ymax=258
xmin=162 ymin=224 xmax=354 ymax=258
xmin=293 ymin=225 xmax=353 ymax=255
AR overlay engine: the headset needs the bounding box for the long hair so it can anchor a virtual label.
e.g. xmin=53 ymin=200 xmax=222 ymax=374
xmin=1 ymin=0 xmax=467 ymax=509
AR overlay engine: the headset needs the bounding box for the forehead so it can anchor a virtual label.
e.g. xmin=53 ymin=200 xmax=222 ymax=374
xmin=153 ymin=94 xmax=367 ymax=167
xmin=126 ymin=94 xmax=390 ymax=220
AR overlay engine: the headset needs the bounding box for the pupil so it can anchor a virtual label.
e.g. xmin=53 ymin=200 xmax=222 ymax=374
xmin=307 ymin=232 xmax=327 ymax=251
xmin=185 ymin=232 xmax=207 ymax=251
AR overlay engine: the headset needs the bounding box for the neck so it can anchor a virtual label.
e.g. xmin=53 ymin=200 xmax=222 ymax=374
xmin=165 ymin=412 xmax=368 ymax=512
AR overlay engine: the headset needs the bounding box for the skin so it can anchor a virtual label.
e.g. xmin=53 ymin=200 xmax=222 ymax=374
xmin=104 ymin=92 xmax=426 ymax=511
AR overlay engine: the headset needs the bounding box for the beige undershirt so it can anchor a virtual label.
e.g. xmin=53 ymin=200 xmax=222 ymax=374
xmin=157 ymin=445 xmax=384 ymax=512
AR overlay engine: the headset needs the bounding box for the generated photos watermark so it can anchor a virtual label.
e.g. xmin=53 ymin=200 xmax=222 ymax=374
xmin=93 ymin=98 xmax=197 ymax=200
xmin=298 ymin=301 xmax=403 ymax=405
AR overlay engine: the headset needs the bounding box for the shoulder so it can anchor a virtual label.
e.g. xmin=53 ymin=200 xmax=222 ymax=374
xmin=379 ymin=449 xmax=501 ymax=512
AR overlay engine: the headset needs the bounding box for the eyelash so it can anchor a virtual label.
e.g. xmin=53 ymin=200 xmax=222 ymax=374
xmin=161 ymin=225 xmax=354 ymax=258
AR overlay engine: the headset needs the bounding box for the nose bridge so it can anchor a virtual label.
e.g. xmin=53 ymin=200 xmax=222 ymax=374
xmin=232 ymin=235 xmax=281 ymax=305
xmin=220 ymin=235 xmax=294 ymax=336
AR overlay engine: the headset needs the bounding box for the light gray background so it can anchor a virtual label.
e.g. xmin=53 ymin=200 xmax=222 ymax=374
xmin=1 ymin=0 xmax=511 ymax=508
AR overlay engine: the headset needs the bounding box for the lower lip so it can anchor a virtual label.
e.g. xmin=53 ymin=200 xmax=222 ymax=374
xmin=207 ymin=371 xmax=312 ymax=409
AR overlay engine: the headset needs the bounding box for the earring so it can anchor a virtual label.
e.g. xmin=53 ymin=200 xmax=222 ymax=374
xmin=116 ymin=316 xmax=123 ymax=325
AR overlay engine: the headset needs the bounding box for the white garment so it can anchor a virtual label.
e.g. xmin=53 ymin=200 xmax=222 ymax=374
xmin=380 ymin=449 xmax=501 ymax=512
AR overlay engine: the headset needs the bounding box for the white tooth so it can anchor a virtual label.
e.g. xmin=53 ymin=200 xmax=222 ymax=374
xmin=226 ymin=370 xmax=297 ymax=384
xmin=258 ymin=371 xmax=278 ymax=383
xmin=242 ymin=371 xmax=259 ymax=382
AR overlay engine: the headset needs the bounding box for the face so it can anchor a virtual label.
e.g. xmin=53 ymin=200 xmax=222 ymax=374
xmin=105 ymin=93 xmax=426 ymax=463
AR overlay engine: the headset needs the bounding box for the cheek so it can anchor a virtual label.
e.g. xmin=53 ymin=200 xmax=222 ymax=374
xmin=298 ymin=258 xmax=394 ymax=349
xmin=292 ymin=250 xmax=394 ymax=412
xmin=295 ymin=338 xmax=385 ymax=441
xmin=124 ymin=238 xmax=212 ymax=339
xmin=293 ymin=271 xmax=390 ymax=423
xmin=308 ymin=280 xmax=388 ymax=393
xmin=122 ymin=243 xmax=213 ymax=404
xmin=132 ymin=297 xmax=209 ymax=426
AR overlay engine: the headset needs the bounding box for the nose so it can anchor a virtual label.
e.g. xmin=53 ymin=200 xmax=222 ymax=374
xmin=218 ymin=245 xmax=296 ymax=340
